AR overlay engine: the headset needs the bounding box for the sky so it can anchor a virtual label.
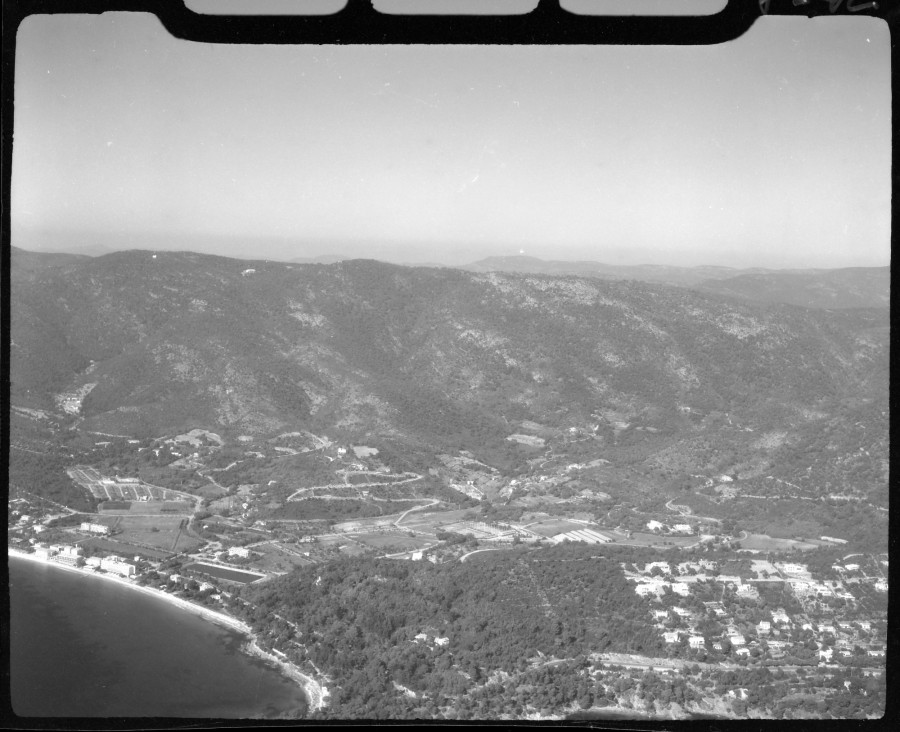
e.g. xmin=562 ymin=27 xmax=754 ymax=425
xmin=12 ymin=12 xmax=890 ymax=268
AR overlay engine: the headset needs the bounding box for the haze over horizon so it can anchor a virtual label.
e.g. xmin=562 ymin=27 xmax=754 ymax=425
xmin=12 ymin=13 xmax=890 ymax=270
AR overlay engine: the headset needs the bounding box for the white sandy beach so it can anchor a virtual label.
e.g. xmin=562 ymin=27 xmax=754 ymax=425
xmin=8 ymin=547 xmax=327 ymax=711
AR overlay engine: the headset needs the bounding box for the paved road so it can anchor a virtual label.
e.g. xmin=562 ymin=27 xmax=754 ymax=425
xmin=394 ymin=498 xmax=440 ymax=528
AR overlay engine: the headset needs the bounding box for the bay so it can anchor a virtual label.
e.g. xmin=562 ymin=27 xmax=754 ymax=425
xmin=8 ymin=557 xmax=308 ymax=718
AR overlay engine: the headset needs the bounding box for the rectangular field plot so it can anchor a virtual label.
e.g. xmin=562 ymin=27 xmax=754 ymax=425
xmin=615 ymin=531 xmax=697 ymax=547
xmin=398 ymin=508 xmax=474 ymax=531
xmin=350 ymin=532 xmax=433 ymax=552
xmin=526 ymin=519 xmax=591 ymax=537
xmin=250 ymin=543 xmax=316 ymax=572
xmin=184 ymin=562 xmax=266 ymax=584
xmin=739 ymin=533 xmax=821 ymax=552
xmin=112 ymin=516 xmax=201 ymax=553
xmin=81 ymin=537 xmax=171 ymax=560
xmin=441 ymin=521 xmax=505 ymax=538
xmin=97 ymin=500 xmax=192 ymax=515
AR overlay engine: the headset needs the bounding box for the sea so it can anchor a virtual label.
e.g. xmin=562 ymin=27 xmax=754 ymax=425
xmin=8 ymin=557 xmax=309 ymax=718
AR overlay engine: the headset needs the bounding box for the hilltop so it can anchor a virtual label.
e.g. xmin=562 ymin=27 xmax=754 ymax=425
xmin=463 ymin=255 xmax=890 ymax=309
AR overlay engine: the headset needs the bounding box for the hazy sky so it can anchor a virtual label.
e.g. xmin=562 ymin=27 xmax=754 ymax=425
xmin=12 ymin=12 xmax=890 ymax=267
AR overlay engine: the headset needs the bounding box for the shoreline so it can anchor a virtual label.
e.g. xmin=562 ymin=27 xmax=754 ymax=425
xmin=8 ymin=547 xmax=327 ymax=712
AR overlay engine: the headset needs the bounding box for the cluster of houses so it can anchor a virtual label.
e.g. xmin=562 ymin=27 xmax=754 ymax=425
xmin=630 ymin=557 xmax=887 ymax=665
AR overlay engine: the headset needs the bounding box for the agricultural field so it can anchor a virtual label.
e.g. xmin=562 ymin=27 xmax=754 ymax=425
xmin=397 ymin=508 xmax=474 ymax=532
xmin=525 ymin=518 xmax=590 ymax=537
xmin=183 ymin=562 xmax=265 ymax=584
xmin=80 ymin=537 xmax=171 ymax=561
xmin=349 ymin=531 xmax=434 ymax=552
xmin=68 ymin=466 xmax=193 ymax=504
xmin=250 ymin=543 xmax=316 ymax=573
xmin=195 ymin=484 xmax=228 ymax=500
xmin=98 ymin=500 xmax=193 ymax=515
xmin=739 ymin=533 xmax=822 ymax=552
xmin=338 ymin=543 xmax=368 ymax=557
xmin=108 ymin=515 xmax=201 ymax=553
xmin=613 ymin=531 xmax=698 ymax=548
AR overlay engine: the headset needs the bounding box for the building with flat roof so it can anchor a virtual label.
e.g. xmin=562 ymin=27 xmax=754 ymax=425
xmin=80 ymin=522 xmax=110 ymax=535
xmin=100 ymin=557 xmax=135 ymax=577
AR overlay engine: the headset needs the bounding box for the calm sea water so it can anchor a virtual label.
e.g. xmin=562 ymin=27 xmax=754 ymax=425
xmin=8 ymin=557 xmax=309 ymax=718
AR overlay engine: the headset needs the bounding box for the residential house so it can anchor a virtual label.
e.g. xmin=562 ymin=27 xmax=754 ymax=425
xmin=644 ymin=562 xmax=671 ymax=575
xmin=771 ymin=609 xmax=790 ymax=624
xmin=778 ymin=563 xmax=808 ymax=575
xmin=662 ymin=631 xmax=680 ymax=644
xmin=688 ymin=635 xmax=705 ymax=649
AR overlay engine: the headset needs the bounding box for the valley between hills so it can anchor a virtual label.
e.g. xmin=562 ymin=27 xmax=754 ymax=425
xmin=8 ymin=247 xmax=889 ymax=719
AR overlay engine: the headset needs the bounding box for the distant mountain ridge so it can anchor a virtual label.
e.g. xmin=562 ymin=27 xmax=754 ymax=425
xmin=695 ymin=267 xmax=890 ymax=310
xmin=462 ymin=254 xmax=764 ymax=286
xmin=463 ymin=255 xmax=890 ymax=309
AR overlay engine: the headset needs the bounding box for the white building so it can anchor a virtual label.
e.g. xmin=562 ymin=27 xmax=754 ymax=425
xmin=771 ymin=610 xmax=790 ymax=624
xmin=672 ymin=524 xmax=693 ymax=535
xmin=663 ymin=631 xmax=680 ymax=644
xmin=646 ymin=520 xmax=664 ymax=531
xmin=688 ymin=635 xmax=705 ymax=649
xmin=100 ymin=557 xmax=136 ymax=577
xmin=672 ymin=582 xmax=690 ymax=597
xmin=33 ymin=544 xmax=54 ymax=560
xmin=778 ymin=563 xmax=807 ymax=576
xmin=728 ymin=633 xmax=746 ymax=646
xmin=644 ymin=562 xmax=671 ymax=575
xmin=80 ymin=522 xmax=111 ymax=535
xmin=54 ymin=545 xmax=84 ymax=566
xmin=228 ymin=546 xmax=250 ymax=558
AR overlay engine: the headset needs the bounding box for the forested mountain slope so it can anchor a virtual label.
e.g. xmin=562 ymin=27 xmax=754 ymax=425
xmin=11 ymin=250 xmax=887 ymax=455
